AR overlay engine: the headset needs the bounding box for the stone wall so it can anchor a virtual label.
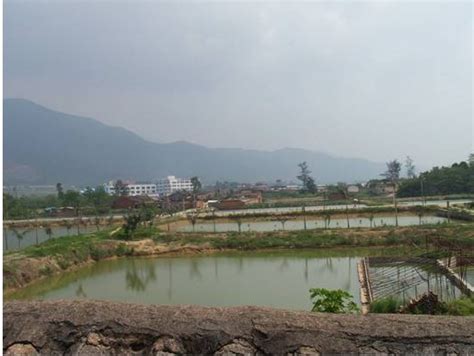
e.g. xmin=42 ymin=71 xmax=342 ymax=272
xmin=4 ymin=300 xmax=474 ymax=355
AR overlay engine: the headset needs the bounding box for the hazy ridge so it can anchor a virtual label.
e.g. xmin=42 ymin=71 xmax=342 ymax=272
xmin=4 ymin=99 xmax=385 ymax=185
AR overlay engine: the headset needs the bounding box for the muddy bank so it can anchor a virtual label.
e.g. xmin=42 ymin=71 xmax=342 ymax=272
xmin=4 ymin=300 xmax=474 ymax=355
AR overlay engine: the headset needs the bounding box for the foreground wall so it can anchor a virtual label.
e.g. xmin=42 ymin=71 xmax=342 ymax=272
xmin=4 ymin=300 xmax=474 ymax=355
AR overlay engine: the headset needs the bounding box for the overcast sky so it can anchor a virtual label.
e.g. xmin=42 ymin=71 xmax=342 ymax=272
xmin=5 ymin=1 xmax=473 ymax=168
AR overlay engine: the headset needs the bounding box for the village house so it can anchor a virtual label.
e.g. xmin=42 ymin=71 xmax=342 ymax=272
xmin=160 ymin=191 xmax=194 ymax=212
xmin=112 ymin=196 xmax=157 ymax=210
xmin=347 ymin=185 xmax=360 ymax=194
xmin=217 ymin=199 xmax=246 ymax=210
xmin=236 ymin=190 xmax=263 ymax=205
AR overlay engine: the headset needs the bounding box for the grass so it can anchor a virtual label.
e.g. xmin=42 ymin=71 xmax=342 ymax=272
xmin=445 ymin=297 xmax=474 ymax=316
xmin=370 ymin=297 xmax=404 ymax=313
xmin=370 ymin=296 xmax=474 ymax=316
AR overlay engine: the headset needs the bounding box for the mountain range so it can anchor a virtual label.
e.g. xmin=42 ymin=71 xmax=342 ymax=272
xmin=4 ymin=99 xmax=385 ymax=186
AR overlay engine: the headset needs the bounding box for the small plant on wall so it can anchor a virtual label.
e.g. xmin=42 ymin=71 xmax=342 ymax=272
xmin=309 ymin=288 xmax=359 ymax=313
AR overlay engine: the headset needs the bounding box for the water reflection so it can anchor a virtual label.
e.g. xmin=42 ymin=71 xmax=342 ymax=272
xmin=125 ymin=260 xmax=156 ymax=292
xmin=75 ymin=284 xmax=87 ymax=298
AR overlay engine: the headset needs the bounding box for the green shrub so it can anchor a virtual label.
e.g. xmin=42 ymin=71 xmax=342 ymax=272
xmin=445 ymin=297 xmax=474 ymax=316
xmin=370 ymin=297 xmax=403 ymax=313
xmin=309 ymin=288 xmax=359 ymax=313
xmin=89 ymin=245 xmax=113 ymax=261
xmin=56 ymin=258 xmax=70 ymax=270
xmin=39 ymin=265 xmax=53 ymax=276
xmin=115 ymin=243 xmax=134 ymax=257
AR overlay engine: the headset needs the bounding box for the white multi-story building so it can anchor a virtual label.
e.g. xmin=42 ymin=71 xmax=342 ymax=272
xmin=104 ymin=181 xmax=158 ymax=197
xmin=156 ymin=176 xmax=193 ymax=196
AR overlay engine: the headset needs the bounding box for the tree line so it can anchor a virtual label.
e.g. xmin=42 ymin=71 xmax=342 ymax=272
xmin=3 ymin=184 xmax=113 ymax=220
xmin=398 ymin=161 xmax=474 ymax=197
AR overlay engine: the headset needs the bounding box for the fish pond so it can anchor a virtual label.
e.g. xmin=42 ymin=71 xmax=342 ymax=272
xmin=176 ymin=215 xmax=448 ymax=233
xmin=6 ymin=248 xmax=465 ymax=310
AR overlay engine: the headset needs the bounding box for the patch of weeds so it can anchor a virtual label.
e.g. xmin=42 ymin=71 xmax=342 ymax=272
xmin=39 ymin=265 xmax=53 ymax=276
xmin=115 ymin=243 xmax=134 ymax=257
xmin=56 ymin=258 xmax=70 ymax=270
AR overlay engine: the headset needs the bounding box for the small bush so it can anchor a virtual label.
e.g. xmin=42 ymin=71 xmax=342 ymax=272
xmin=89 ymin=245 xmax=113 ymax=261
xmin=39 ymin=265 xmax=53 ymax=276
xmin=370 ymin=297 xmax=403 ymax=313
xmin=445 ymin=297 xmax=474 ymax=316
xmin=115 ymin=243 xmax=134 ymax=257
xmin=309 ymin=288 xmax=359 ymax=313
xmin=56 ymin=258 xmax=70 ymax=270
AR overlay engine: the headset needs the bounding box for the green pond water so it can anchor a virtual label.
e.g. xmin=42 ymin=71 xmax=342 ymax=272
xmin=7 ymin=248 xmax=464 ymax=310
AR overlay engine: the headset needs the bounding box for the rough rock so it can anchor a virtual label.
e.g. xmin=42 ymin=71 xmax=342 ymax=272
xmin=4 ymin=300 xmax=474 ymax=355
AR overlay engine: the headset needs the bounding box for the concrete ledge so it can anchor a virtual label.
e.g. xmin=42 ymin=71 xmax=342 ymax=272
xmin=4 ymin=300 xmax=474 ymax=355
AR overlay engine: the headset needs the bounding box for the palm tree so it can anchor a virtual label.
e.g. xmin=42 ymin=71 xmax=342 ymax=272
xmin=75 ymin=218 xmax=81 ymax=235
xmin=44 ymin=225 xmax=53 ymax=240
xmin=34 ymin=213 xmax=39 ymax=245
xmin=212 ymin=210 xmax=217 ymax=233
xmin=302 ymin=205 xmax=307 ymax=230
xmin=12 ymin=228 xmax=30 ymax=249
xmin=324 ymin=213 xmax=331 ymax=229
xmin=417 ymin=210 xmax=424 ymax=225
xmin=230 ymin=217 xmax=243 ymax=233
xmin=4 ymin=224 xmax=9 ymax=251
xmin=277 ymin=217 xmax=288 ymax=231
xmin=187 ymin=213 xmax=198 ymax=233
xmin=65 ymin=221 xmax=74 ymax=236
xmin=94 ymin=216 xmax=101 ymax=232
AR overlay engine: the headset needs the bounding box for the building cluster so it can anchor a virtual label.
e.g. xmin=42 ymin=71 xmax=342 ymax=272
xmin=110 ymin=186 xmax=264 ymax=212
xmin=104 ymin=176 xmax=193 ymax=197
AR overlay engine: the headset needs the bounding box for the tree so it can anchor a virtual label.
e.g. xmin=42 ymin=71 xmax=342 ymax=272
xmin=382 ymin=160 xmax=402 ymax=184
xmin=62 ymin=190 xmax=82 ymax=215
xmin=11 ymin=228 xmax=30 ymax=249
xmin=191 ymin=177 xmax=202 ymax=194
xmin=405 ymin=156 xmax=416 ymax=178
xmin=297 ymin=162 xmax=317 ymax=194
xmin=186 ymin=212 xmax=198 ymax=232
xmin=140 ymin=205 xmax=157 ymax=228
xmin=382 ymin=159 xmax=401 ymax=226
xmin=122 ymin=212 xmax=142 ymax=240
xmin=309 ymin=288 xmax=359 ymax=313
xmin=190 ymin=176 xmax=202 ymax=209
xmin=44 ymin=225 xmax=53 ymax=240
xmin=83 ymin=186 xmax=111 ymax=214
xmin=114 ymin=180 xmax=128 ymax=196
xmin=323 ymin=213 xmax=331 ymax=229
xmin=56 ymin=183 xmax=64 ymax=200
xmin=398 ymin=160 xmax=474 ymax=197
xmin=469 ymin=153 xmax=474 ymax=167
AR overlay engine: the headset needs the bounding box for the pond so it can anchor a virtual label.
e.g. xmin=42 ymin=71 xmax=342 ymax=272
xmin=6 ymin=249 xmax=465 ymax=310
xmin=205 ymin=199 xmax=472 ymax=217
xmin=176 ymin=215 xmax=448 ymax=233
xmin=398 ymin=199 xmax=473 ymax=207
xmin=210 ymin=204 xmax=368 ymax=217
xmin=3 ymin=225 xmax=99 ymax=252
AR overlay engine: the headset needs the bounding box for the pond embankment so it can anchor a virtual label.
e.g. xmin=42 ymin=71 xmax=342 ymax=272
xmin=4 ymin=300 xmax=474 ymax=355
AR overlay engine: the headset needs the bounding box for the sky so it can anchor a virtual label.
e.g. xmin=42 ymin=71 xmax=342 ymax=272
xmin=4 ymin=1 xmax=473 ymax=168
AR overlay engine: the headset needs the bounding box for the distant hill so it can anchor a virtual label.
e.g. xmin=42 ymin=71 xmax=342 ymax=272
xmin=4 ymin=99 xmax=385 ymax=186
